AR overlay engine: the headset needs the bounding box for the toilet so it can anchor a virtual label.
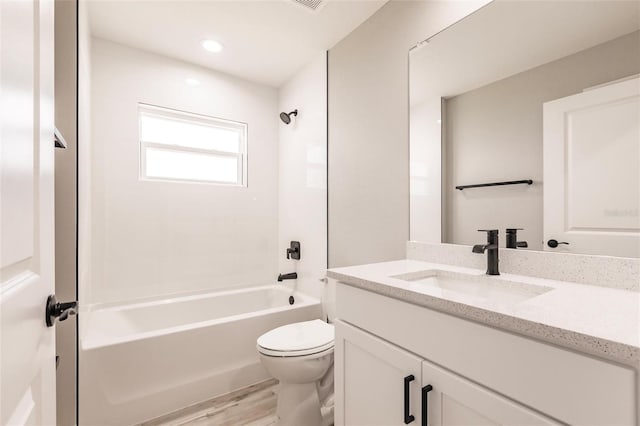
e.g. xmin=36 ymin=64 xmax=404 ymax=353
xmin=257 ymin=319 xmax=335 ymax=426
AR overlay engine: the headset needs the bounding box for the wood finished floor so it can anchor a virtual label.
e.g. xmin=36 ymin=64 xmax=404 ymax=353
xmin=138 ymin=379 xmax=279 ymax=426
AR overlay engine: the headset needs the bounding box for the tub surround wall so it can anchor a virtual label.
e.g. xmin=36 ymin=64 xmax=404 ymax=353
xmin=82 ymin=39 xmax=331 ymax=425
xmin=328 ymin=0 xmax=490 ymax=268
xmin=277 ymin=52 xmax=328 ymax=304
xmin=89 ymin=38 xmax=279 ymax=305
xmin=407 ymin=241 xmax=640 ymax=291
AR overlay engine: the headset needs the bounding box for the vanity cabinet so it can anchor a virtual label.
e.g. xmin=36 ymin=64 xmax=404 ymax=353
xmin=336 ymin=320 xmax=559 ymax=426
xmin=334 ymin=283 xmax=637 ymax=426
xmin=336 ymin=320 xmax=422 ymax=425
xmin=421 ymin=352 xmax=559 ymax=426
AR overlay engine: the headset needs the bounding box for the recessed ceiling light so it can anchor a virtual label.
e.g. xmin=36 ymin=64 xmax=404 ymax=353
xmin=186 ymin=78 xmax=200 ymax=86
xmin=201 ymin=39 xmax=223 ymax=53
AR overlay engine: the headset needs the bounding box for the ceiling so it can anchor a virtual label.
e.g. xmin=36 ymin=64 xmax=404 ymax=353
xmin=410 ymin=0 xmax=640 ymax=106
xmin=88 ymin=0 xmax=387 ymax=88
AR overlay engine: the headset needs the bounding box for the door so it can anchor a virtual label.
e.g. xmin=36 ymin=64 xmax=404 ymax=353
xmin=334 ymin=320 xmax=423 ymax=426
xmin=422 ymin=360 xmax=559 ymax=426
xmin=543 ymin=77 xmax=640 ymax=257
xmin=1 ymin=0 xmax=56 ymax=424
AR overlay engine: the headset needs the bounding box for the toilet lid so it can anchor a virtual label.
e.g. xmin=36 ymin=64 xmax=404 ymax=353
xmin=257 ymin=319 xmax=334 ymax=354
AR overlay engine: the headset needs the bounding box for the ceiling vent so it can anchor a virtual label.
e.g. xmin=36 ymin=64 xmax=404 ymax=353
xmin=290 ymin=0 xmax=326 ymax=12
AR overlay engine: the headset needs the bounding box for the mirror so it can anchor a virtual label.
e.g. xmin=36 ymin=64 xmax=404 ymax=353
xmin=409 ymin=0 xmax=640 ymax=258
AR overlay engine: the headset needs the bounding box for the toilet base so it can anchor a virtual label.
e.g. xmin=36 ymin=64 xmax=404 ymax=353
xmin=276 ymin=382 xmax=323 ymax=426
xmin=256 ymin=320 xmax=335 ymax=426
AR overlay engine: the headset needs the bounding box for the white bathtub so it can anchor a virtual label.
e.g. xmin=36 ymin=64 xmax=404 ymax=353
xmin=79 ymin=285 xmax=322 ymax=425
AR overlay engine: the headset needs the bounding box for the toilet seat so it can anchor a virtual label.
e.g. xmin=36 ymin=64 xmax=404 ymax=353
xmin=257 ymin=319 xmax=334 ymax=357
xmin=257 ymin=342 xmax=334 ymax=357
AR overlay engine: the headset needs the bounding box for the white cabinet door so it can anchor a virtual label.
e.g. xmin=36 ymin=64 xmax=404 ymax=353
xmin=422 ymin=360 xmax=559 ymax=426
xmin=543 ymin=77 xmax=640 ymax=257
xmin=335 ymin=320 xmax=423 ymax=426
xmin=0 ymin=0 xmax=57 ymax=424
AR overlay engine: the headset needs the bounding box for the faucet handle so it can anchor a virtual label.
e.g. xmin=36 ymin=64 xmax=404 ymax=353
xmin=286 ymin=241 xmax=301 ymax=260
xmin=477 ymin=229 xmax=499 ymax=235
xmin=506 ymin=228 xmax=528 ymax=249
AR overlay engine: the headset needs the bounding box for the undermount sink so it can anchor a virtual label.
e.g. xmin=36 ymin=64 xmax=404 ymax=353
xmin=390 ymin=269 xmax=553 ymax=304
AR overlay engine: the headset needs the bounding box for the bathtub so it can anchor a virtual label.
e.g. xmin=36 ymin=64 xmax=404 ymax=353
xmin=79 ymin=285 xmax=322 ymax=425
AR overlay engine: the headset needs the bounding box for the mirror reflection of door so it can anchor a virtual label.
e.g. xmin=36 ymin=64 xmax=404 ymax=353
xmin=409 ymin=0 xmax=640 ymax=258
xmin=543 ymin=77 xmax=640 ymax=257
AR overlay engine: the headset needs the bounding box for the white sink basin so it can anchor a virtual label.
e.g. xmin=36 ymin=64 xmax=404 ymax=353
xmin=390 ymin=269 xmax=553 ymax=304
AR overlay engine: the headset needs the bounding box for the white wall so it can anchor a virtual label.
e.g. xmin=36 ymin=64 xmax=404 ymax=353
xmin=277 ymin=52 xmax=328 ymax=307
xmin=89 ymin=38 xmax=279 ymax=305
xmin=78 ymin=0 xmax=92 ymax=306
xmin=77 ymin=2 xmax=94 ymax=423
xmin=409 ymin=97 xmax=442 ymax=243
xmin=54 ymin=0 xmax=77 ymax=423
xmin=328 ymin=0 xmax=489 ymax=268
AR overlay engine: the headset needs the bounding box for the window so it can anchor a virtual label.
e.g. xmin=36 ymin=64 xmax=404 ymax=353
xmin=139 ymin=104 xmax=247 ymax=186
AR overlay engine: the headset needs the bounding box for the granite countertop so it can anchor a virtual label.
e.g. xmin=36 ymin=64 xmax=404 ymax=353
xmin=327 ymin=259 xmax=640 ymax=369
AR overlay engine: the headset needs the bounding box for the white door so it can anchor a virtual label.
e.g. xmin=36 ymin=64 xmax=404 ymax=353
xmin=543 ymin=77 xmax=640 ymax=257
xmin=334 ymin=320 xmax=423 ymax=426
xmin=1 ymin=0 xmax=57 ymax=424
xmin=422 ymin=360 xmax=559 ymax=426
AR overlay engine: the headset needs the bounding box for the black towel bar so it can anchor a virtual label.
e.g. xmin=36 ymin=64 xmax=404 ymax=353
xmin=456 ymin=179 xmax=533 ymax=190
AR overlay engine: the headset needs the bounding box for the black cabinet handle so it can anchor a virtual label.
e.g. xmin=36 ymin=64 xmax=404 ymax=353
xmin=404 ymin=375 xmax=415 ymax=424
xmin=421 ymin=384 xmax=433 ymax=426
xmin=547 ymin=239 xmax=569 ymax=248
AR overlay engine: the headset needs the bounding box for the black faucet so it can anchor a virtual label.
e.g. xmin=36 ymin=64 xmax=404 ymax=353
xmin=278 ymin=272 xmax=298 ymax=282
xmin=472 ymin=229 xmax=500 ymax=275
xmin=506 ymin=228 xmax=528 ymax=249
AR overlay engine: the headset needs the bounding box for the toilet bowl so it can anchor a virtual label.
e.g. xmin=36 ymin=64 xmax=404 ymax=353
xmin=257 ymin=319 xmax=334 ymax=426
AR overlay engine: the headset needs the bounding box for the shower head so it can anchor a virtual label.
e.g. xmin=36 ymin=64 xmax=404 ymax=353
xmin=279 ymin=109 xmax=298 ymax=125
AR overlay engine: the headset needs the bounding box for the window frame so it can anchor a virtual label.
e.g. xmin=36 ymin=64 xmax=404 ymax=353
xmin=138 ymin=103 xmax=248 ymax=187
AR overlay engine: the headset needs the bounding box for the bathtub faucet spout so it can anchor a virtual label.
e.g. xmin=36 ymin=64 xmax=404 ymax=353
xmin=278 ymin=272 xmax=298 ymax=282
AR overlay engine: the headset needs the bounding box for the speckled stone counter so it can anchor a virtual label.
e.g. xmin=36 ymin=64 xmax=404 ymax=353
xmin=407 ymin=241 xmax=640 ymax=291
xmin=328 ymin=259 xmax=640 ymax=369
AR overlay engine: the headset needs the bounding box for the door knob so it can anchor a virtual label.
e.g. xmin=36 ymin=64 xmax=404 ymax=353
xmin=547 ymin=239 xmax=569 ymax=248
xmin=46 ymin=295 xmax=77 ymax=327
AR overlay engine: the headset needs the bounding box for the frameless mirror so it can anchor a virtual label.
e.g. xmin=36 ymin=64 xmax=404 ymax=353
xmin=409 ymin=0 xmax=640 ymax=258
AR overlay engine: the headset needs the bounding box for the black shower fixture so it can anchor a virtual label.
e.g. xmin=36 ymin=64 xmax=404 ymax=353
xmin=279 ymin=109 xmax=298 ymax=125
